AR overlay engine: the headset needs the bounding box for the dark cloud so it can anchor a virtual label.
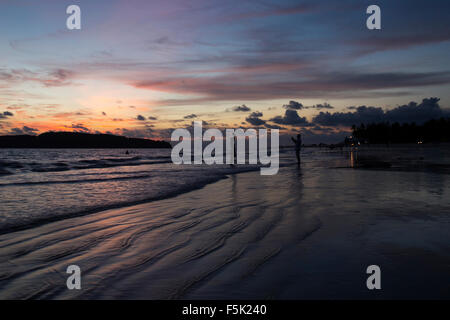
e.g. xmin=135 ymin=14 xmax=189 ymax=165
xmin=312 ymin=103 xmax=334 ymax=110
xmin=281 ymin=101 xmax=333 ymax=110
xmin=270 ymin=109 xmax=310 ymax=126
xmin=183 ymin=114 xmax=197 ymax=119
xmin=9 ymin=126 xmax=39 ymax=135
xmin=64 ymin=123 xmax=90 ymax=132
xmin=313 ymin=106 xmax=386 ymax=127
xmin=102 ymin=112 xmax=107 ymax=116
xmin=232 ymin=104 xmax=251 ymax=112
xmin=148 ymin=116 xmax=158 ymax=120
xmin=283 ymin=101 xmax=303 ymax=110
xmin=0 ymin=111 xmax=14 ymax=119
xmin=246 ymin=116 xmax=266 ymax=126
xmin=249 ymin=111 xmax=263 ymax=118
xmin=312 ymin=98 xmax=449 ymax=127
xmin=136 ymin=115 xmax=146 ymax=121
xmin=384 ymin=98 xmax=448 ymax=123
xmin=246 ymin=110 xmax=266 ymax=126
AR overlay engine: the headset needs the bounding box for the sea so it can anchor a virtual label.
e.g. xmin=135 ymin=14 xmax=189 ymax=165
xmin=1 ymin=145 xmax=449 ymax=234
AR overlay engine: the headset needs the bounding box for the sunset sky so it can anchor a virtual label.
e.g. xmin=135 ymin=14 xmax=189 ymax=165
xmin=1 ymin=0 xmax=450 ymax=143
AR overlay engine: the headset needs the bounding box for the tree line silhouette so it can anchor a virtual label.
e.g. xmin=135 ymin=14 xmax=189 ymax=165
xmin=0 ymin=132 xmax=171 ymax=148
xmin=351 ymin=117 xmax=450 ymax=144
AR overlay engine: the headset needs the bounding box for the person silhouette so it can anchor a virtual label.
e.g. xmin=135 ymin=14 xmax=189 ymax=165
xmin=230 ymin=135 xmax=237 ymax=167
xmin=291 ymin=134 xmax=302 ymax=164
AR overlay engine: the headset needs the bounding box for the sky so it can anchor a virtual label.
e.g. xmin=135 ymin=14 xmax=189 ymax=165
xmin=1 ymin=0 xmax=450 ymax=143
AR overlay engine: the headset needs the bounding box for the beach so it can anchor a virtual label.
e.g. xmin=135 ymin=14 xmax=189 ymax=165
xmin=0 ymin=146 xmax=449 ymax=299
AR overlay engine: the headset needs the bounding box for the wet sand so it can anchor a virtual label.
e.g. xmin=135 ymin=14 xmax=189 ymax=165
xmin=0 ymin=157 xmax=449 ymax=299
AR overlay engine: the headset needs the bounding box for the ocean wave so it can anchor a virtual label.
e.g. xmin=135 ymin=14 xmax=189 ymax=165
xmin=0 ymin=154 xmax=172 ymax=175
xmin=0 ymin=174 xmax=154 ymax=187
xmin=30 ymin=159 xmax=172 ymax=173
xmin=0 ymin=164 xmax=261 ymax=235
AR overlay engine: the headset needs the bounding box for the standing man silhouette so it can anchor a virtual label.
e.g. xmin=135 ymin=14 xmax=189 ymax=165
xmin=292 ymin=133 xmax=302 ymax=164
